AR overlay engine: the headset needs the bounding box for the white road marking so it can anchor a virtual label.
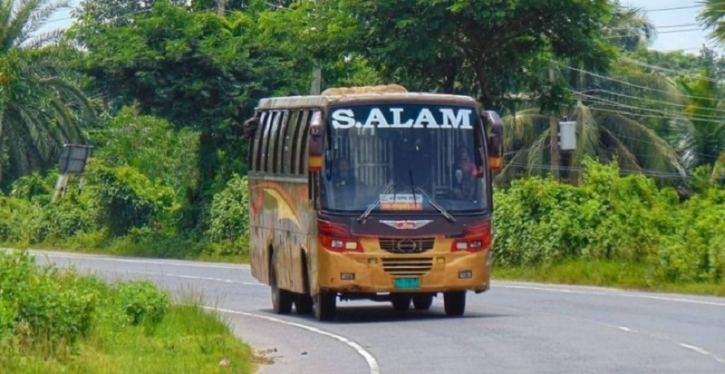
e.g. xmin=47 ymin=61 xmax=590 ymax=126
xmin=25 ymin=249 xmax=249 ymax=270
xmin=205 ymin=306 xmax=381 ymax=374
xmin=119 ymin=270 xmax=265 ymax=287
xmin=680 ymin=343 xmax=711 ymax=356
xmin=495 ymin=284 xmax=725 ymax=308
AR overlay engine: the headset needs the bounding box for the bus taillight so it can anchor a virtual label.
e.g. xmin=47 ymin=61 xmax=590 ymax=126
xmin=451 ymin=221 xmax=492 ymax=253
xmin=319 ymin=220 xmax=363 ymax=253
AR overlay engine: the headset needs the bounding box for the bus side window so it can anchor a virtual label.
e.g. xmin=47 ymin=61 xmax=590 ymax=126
xmin=266 ymin=110 xmax=282 ymax=174
xmin=252 ymin=111 xmax=269 ymax=173
xmin=273 ymin=110 xmax=289 ymax=174
xmin=293 ymin=110 xmax=310 ymax=175
xmin=260 ymin=110 xmax=278 ymax=174
xmin=283 ymin=110 xmax=301 ymax=175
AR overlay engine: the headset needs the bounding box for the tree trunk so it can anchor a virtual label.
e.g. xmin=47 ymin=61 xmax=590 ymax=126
xmin=184 ymin=126 xmax=219 ymax=231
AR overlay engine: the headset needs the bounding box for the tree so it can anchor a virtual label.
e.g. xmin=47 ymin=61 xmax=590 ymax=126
xmin=0 ymin=0 xmax=94 ymax=188
xmin=600 ymin=4 xmax=656 ymax=52
xmin=699 ymin=0 xmax=725 ymax=45
xmin=69 ymin=0 xmax=291 ymax=228
xmin=303 ymin=0 xmax=619 ymax=110
xmin=675 ymin=68 xmax=725 ymax=172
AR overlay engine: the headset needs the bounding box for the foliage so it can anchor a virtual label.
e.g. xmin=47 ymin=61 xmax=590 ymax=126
xmin=89 ymin=161 xmax=176 ymax=236
xmin=206 ymin=174 xmax=249 ymax=255
xmin=300 ymin=0 xmax=618 ymax=110
xmin=492 ymin=158 xmax=725 ymax=285
xmin=0 ymin=250 xmax=254 ymax=373
xmin=0 ymin=0 xmax=95 ymax=187
xmin=70 ymin=0 xmax=291 ymax=206
xmin=118 ymin=281 xmax=170 ymax=326
xmin=90 ymin=105 xmax=199 ymax=199
xmin=0 ymin=250 xmax=98 ymax=346
xmin=498 ymin=102 xmax=687 ymax=186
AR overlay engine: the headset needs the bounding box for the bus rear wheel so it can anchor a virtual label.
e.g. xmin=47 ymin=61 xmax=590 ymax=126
xmin=314 ymin=291 xmax=336 ymax=321
xmin=270 ymin=261 xmax=293 ymax=314
xmin=443 ymin=291 xmax=466 ymax=316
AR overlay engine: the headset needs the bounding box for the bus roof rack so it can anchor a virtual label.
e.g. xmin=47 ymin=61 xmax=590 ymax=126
xmin=320 ymin=84 xmax=408 ymax=96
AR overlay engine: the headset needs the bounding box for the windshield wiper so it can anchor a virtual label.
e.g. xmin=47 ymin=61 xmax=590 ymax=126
xmin=357 ymin=182 xmax=396 ymax=224
xmin=413 ymin=186 xmax=456 ymax=223
xmin=409 ymin=169 xmax=418 ymax=210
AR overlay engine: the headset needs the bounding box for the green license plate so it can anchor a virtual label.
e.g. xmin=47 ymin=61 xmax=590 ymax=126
xmin=394 ymin=278 xmax=420 ymax=289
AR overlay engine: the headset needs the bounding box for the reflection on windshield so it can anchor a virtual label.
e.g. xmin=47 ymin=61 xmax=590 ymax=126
xmin=321 ymin=103 xmax=489 ymax=214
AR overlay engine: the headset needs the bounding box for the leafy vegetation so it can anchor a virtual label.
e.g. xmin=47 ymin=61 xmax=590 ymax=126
xmin=1 ymin=0 xmax=725 ymax=297
xmin=0 ymin=249 xmax=254 ymax=373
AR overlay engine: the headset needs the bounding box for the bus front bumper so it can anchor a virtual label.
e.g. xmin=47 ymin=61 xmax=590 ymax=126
xmin=318 ymin=250 xmax=492 ymax=294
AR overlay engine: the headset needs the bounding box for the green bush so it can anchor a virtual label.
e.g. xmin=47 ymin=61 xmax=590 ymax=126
xmin=0 ymin=251 xmax=99 ymax=345
xmin=205 ymin=173 xmax=250 ymax=256
xmin=492 ymin=158 xmax=725 ymax=284
xmin=118 ymin=281 xmax=170 ymax=326
xmin=89 ymin=161 xmax=176 ymax=237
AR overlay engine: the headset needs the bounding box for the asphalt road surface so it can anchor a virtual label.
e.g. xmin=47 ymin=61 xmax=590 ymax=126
xmin=32 ymin=250 xmax=725 ymax=374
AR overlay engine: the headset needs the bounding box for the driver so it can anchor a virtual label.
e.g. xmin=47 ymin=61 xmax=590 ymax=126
xmin=452 ymin=146 xmax=478 ymax=199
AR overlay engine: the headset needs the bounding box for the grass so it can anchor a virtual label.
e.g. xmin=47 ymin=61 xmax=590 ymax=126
xmin=0 ymin=250 xmax=257 ymax=374
xmin=492 ymin=259 xmax=725 ymax=297
xmin=1 ymin=305 xmax=257 ymax=374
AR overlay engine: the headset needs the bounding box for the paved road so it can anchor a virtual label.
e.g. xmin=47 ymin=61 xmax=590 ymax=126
xmin=32 ymin=250 xmax=725 ymax=374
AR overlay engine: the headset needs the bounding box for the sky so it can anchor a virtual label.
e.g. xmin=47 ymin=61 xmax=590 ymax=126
xmin=623 ymin=0 xmax=724 ymax=54
xmin=40 ymin=0 xmax=723 ymax=55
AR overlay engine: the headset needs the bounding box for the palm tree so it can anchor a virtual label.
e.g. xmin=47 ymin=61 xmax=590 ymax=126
xmin=600 ymin=4 xmax=657 ymax=53
xmin=497 ymin=100 xmax=687 ymax=186
xmin=0 ymin=0 xmax=93 ymax=187
xmin=671 ymin=68 xmax=725 ymax=184
xmin=699 ymin=0 xmax=725 ymax=44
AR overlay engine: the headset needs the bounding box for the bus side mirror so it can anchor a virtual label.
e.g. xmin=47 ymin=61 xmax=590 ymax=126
xmin=482 ymin=110 xmax=504 ymax=171
xmin=243 ymin=115 xmax=259 ymax=139
xmin=308 ymin=110 xmax=324 ymax=171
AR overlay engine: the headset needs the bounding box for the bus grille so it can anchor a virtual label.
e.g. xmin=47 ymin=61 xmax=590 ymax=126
xmin=382 ymin=258 xmax=433 ymax=277
xmin=379 ymin=237 xmax=435 ymax=254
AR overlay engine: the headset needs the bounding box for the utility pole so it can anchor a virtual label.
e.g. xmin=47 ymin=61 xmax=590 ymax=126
xmin=549 ymin=68 xmax=561 ymax=182
xmin=310 ymin=0 xmax=322 ymax=95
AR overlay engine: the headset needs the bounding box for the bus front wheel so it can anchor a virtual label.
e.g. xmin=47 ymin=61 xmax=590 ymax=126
xmin=443 ymin=291 xmax=466 ymax=316
xmin=314 ymin=291 xmax=336 ymax=321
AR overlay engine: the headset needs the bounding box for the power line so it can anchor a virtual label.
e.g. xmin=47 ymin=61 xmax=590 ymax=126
xmin=559 ymin=63 xmax=722 ymax=101
xmin=647 ymin=5 xmax=701 ymax=12
xmin=618 ymin=56 xmax=722 ymax=84
xmin=575 ymin=93 xmax=725 ymax=123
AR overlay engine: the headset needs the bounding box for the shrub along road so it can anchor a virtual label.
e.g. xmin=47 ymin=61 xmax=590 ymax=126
xmin=34 ymin=249 xmax=725 ymax=374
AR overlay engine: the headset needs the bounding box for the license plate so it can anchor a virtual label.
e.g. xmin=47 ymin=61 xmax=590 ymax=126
xmin=394 ymin=278 xmax=420 ymax=289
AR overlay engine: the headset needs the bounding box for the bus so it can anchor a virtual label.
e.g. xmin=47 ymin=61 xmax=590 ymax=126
xmin=243 ymin=84 xmax=504 ymax=321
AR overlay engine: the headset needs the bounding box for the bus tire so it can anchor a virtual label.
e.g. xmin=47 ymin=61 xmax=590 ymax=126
xmin=391 ymin=295 xmax=411 ymax=311
xmin=270 ymin=255 xmax=293 ymax=315
xmin=412 ymin=294 xmax=434 ymax=310
xmin=443 ymin=291 xmax=466 ymax=316
xmin=314 ymin=291 xmax=336 ymax=321
xmin=295 ymin=294 xmax=313 ymax=314
xmin=296 ymin=252 xmax=313 ymax=314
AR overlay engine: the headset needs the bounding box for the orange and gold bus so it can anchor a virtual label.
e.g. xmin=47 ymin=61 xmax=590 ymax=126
xmin=243 ymin=85 xmax=503 ymax=321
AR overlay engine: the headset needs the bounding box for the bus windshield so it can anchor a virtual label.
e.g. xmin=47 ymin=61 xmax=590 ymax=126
xmin=321 ymin=103 xmax=489 ymax=214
